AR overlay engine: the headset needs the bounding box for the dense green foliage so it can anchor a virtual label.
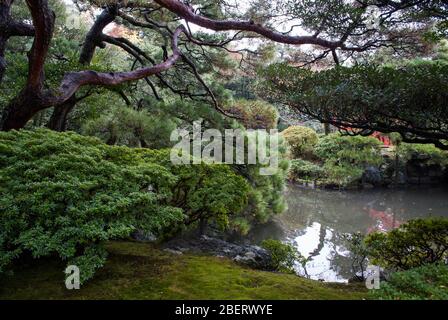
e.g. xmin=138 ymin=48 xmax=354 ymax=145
xmin=315 ymin=134 xmax=383 ymax=186
xmin=370 ymin=264 xmax=448 ymax=300
xmin=226 ymin=99 xmax=279 ymax=130
xmin=82 ymin=107 xmax=178 ymax=149
xmin=235 ymin=156 xmax=289 ymax=229
xmin=261 ymin=239 xmax=298 ymax=273
xmin=289 ymin=159 xmax=324 ymax=182
xmin=0 ymin=129 xmax=250 ymax=281
xmin=365 ymin=218 xmax=448 ymax=271
xmin=397 ymin=143 xmax=448 ymax=169
xmin=259 ymin=63 xmax=448 ymax=149
xmin=282 ymin=126 xmax=319 ymax=160
xmin=288 ymin=133 xmax=383 ymax=187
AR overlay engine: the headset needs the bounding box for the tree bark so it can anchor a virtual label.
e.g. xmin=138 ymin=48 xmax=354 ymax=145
xmin=48 ymin=6 xmax=118 ymax=131
xmin=1 ymin=89 xmax=45 ymax=130
xmin=0 ymin=0 xmax=12 ymax=82
xmin=0 ymin=0 xmax=53 ymax=131
xmin=0 ymin=37 xmax=7 ymax=83
xmin=47 ymin=95 xmax=77 ymax=131
xmin=25 ymin=0 xmax=54 ymax=92
xmin=324 ymin=123 xmax=331 ymax=135
xmin=1 ymin=20 xmax=186 ymax=131
xmin=79 ymin=5 xmax=118 ymax=65
xmin=154 ymin=0 xmax=349 ymax=49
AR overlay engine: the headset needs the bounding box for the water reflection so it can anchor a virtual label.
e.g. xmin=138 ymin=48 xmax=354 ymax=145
xmin=248 ymin=185 xmax=448 ymax=282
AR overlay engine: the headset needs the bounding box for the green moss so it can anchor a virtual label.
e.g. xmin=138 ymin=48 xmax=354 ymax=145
xmin=0 ymin=241 xmax=367 ymax=300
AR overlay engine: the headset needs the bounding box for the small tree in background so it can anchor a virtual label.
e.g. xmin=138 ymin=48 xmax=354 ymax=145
xmin=226 ymin=99 xmax=279 ymax=130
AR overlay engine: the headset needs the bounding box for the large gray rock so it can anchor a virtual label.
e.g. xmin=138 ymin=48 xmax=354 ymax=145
xmin=163 ymin=235 xmax=273 ymax=270
xmin=362 ymin=166 xmax=384 ymax=187
xmin=132 ymin=230 xmax=157 ymax=242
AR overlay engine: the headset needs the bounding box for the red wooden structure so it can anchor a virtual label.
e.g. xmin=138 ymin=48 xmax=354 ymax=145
xmin=371 ymin=132 xmax=392 ymax=147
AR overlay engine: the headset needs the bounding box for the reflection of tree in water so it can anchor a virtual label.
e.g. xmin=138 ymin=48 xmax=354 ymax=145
xmin=298 ymin=223 xmax=327 ymax=278
xmin=308 ymin=225 xmax=326 ymax=258
xmin=294 ymin=223 xmax=354 ymax=281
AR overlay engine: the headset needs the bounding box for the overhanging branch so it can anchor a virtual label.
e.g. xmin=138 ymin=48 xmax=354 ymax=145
xmin=45 ymin=25 xmax=187 ymax=106
xmin=154 ymin=0 xmax=348 ymax=50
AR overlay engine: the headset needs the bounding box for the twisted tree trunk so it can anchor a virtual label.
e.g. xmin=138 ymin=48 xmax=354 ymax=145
xmin=47 ymin=96 xmax=77 ymax=132
xmin=47 ymin=6 xmax=118 ymax=131
xmin=1 ymin=89 xmax=44 ymax=130
xmin=1 ymin=0 xmax=185 ymax=131
xmin=0 ymin=0 xmax=13 ymax=83
xmin=0 ymin=0 xmax=54 ymax=131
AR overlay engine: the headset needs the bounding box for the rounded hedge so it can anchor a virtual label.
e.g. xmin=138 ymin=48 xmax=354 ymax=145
xmin=281 ymin=126 xmax=319 ymax=159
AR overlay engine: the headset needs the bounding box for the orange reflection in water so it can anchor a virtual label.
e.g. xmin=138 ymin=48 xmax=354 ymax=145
xmin=365 ymin=207 xmax=403 ymax=233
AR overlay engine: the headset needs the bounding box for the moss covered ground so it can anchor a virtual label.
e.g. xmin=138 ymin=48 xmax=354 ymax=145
xmin=0 ymin=241 xmax=367 ymax=300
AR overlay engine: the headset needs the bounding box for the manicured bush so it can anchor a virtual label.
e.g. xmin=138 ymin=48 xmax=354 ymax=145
xmin=365 ymin=218 xmax=448 ymax=271
xmin=261 ymin=239 xmax=297 ymax=273
xmin=0 ymin=129 xmax=250 ymax=282
xmin=315 ymin=134 xmax=383 ymax=187
xmin=232 ymin=161 xmax=288 ymax=229
xmin=141 ymin=150 xmax=251 ymax=231
xmin=370 ymin=264 xmax=448 ymax=300
xmin=224 ymin=131 xmax=290 ymax=228
xmin=289 ymin=159 xmax=324 ymax=182
xmin=397 ymin=143 xmax=448 ymax=168
xmin=281 ymin=126 xmax=319 ymax=159
xmin=315 ymin=134 xmax=382 ymax=165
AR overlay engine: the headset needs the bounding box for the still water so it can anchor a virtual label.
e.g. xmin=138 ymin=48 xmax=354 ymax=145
xmin=247 ymin=185 xmax=448 ymax=283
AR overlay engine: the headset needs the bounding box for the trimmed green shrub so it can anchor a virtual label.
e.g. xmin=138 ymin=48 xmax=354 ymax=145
xmin=0 ymin=129 xmax=250 ymax=282
xmin=315 ymin=134 xmax=383 ymax=187
xmin=397 ymin=143 xmax=448 ymax=169
xmin=261 ymin=239 xmax=297 ymax=273
xmin=315 ymin=134 xmax=383 ymax=165
xmin=289 ymin=159 xmax=324 ymax=182
xmin=282 ymin=126 xmax=319 ymax=159
xmin=365 ymin=218 xmax=448 ymax=271
xmin=139 ymin=149 xmax=251 ymax=231
xmin=370 ymin=264 xmax=448 ymax=300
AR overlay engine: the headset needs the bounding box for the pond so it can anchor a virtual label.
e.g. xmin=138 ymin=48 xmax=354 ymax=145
xmin=246 ymin=185 xmax=448 ymax=283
